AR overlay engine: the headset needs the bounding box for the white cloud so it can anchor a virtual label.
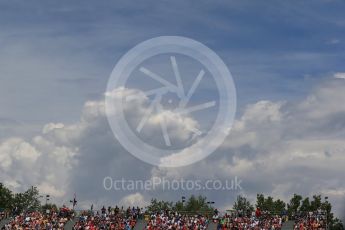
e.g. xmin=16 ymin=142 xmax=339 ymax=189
xmin=151 ymin=79 xmax=345 ymax=217
xmin=334 ymin=72 xmax=345 ymax=79
xmin=1 ymin=80 xmax=345 ymax=218
xmin=119 ymin=193 xmax=149 ymax=207
xmin=0 ymin=138 xmax=41 ymax=170
xmin=0 ymin=135 xmax=77 ymax=197
xmin=42 ymin=123 xmax=65 ymax=134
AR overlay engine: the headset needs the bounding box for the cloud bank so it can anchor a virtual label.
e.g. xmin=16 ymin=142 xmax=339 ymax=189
xmin=0 ymin=78 xmax=344 ymax=218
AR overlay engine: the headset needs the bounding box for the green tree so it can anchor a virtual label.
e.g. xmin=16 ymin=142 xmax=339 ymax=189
xmin=174 ymin=201 xmax=184 ymax=212
xmin=256 ymin=194 xmax=265 ymax=209
xmin=273 ymin=199 xmax=286 ymax=214
xmin=287 ymin=194 xmax=302 ymax=216
xmin=146 ymin=198 xmax=173 ymax=213
xmin=255 ymin=194 xmax=284 ymax=214
xmin=184 ymin=195 xmax=212 ymax=213
xmin=12 ymin=186 xmax=41 ymax=213
xmin=310 ymin=195 xmax=322 ymax=211
xmin=233 ymin=195 xmax=254 ymax=215
xmin=330 ymin=218 xmax=344 ymax=230
xmin=319 ymin=197 xmax=340 ymax=230
xmin=300 ymin=197 xmax=310 ymax=212
xmin=264 ymin=196 xmax=275 ymax=213
xmin=0 ymin=183 xmax=13 ymax=210
xmin=146 ymin=196 xmax=212 ymax=214
xmin=285 ymin=194 xmax=342 ymax=229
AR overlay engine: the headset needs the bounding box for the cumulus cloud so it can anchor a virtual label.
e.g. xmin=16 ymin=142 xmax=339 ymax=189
xmin=105 ymin=87 xmax=208 ymax=167
xmin=106 ymin=87 xmax=200 ymax=146
xmin=0 ymin=136 xmax=77 ymax=197
xmin=0 ymin=80 xmax=345 ymax=217
xmin=150 ymin=79 xmax=345 ymax=216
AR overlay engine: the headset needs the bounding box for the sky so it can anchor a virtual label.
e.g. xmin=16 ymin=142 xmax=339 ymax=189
xmin=0 ymin=0 xmax=345 ymax=219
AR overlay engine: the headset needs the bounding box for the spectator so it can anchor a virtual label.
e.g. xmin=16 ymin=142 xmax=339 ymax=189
xmin=217 ymin=212 xmax=282 ymax=230
xmin=293 ymin=211 xmax=326 ymax=230
xmin=146 ymin=210 xmax=209 ymax=230
xmin=3 ymin=207 xmax=72 ymax=230
xmin=73 ymin=206 xmax=139 ymax=230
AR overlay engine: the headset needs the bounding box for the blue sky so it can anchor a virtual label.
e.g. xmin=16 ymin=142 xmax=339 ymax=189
xmin=1 ymin=0 xmax=344 ymax=127
xmin=1 ymin=0 xmax=345 ymax=219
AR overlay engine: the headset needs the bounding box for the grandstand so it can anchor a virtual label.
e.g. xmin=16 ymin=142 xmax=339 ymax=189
xmin=0 ymin=207 xmax=337 ymax=229
xmin=0 ymin=207 xmax=292 ymax=229
xmin=0 ymin=185 xmax=342 ymax=229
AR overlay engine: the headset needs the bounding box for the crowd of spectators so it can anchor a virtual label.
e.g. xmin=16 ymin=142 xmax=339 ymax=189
xmin=293 ymin=211 xmax=326 ymax=230
xmin=215 ymin=208 xmax=283 ymax=230
xmin=73 ymin=206 xmax=140 ymax=230
xmin=145 ymin=210 xmax=209 ymax=230
xmin=216 ymin=215 xmax=282 ymax=230
xmin=1 ymin=206 xmax=72 ymax=230
xmin=1 ymin=205 xmax=329 ymax=230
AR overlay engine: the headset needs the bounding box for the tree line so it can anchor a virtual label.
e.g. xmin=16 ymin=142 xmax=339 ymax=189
xmin=0 ymin=183 xmax=54 ymax=214
xmin=146 ymin=194 xmax=343 ymax=230
xmin=0 ymin=183 xmax=343 ymax=229
xmin=226 ymin=194 xmax=343 ymax=230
